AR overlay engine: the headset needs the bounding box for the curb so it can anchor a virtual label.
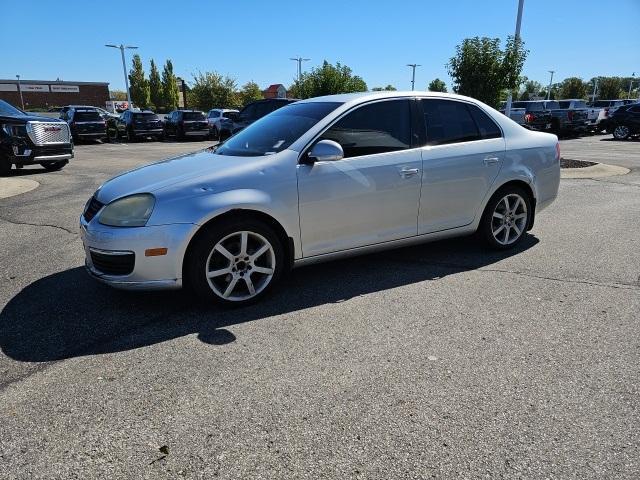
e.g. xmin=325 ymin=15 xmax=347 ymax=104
xmin=0 ymin=178 xmax=40 ymax=200
xmin=561 ymin=163 xmax=630 ymax=179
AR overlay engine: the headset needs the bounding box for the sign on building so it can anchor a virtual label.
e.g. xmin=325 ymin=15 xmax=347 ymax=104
xmin=51 ymin=85 xmax=80 ymax=93
xmin=0 ymin=84 xmax=18 ymax=92
xmin=21 ymin=84 xmax=50 ymax=92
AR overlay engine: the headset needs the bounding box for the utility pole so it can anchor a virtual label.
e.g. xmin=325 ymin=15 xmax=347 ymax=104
xmin=407 ymin=64 xmax=421 ymax=91
xmin=628 ymin=72 xmax=635 ymax=99
xmin=290 ymin=56 xmax=310 ymax=84
xmin=16 ymin=75 xmax=24 ymax=110
xmin=591 ymin=78 xmax=598 ymax=102
xmin=546 ymin=70 xmax=555 ymax=100
xmin=105 ymin=44 xmax=138 ymax=110
xmin=504 ymin=0 xmax=525 ymax=117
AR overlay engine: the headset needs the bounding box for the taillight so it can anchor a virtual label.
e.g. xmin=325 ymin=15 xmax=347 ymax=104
xmin=524 ymin=113 xmax=535 ymax=123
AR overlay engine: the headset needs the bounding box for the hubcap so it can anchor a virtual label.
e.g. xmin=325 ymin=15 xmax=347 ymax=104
xmin=491 ymin=194 xmax=527 ymax=246
xmin=205 ymin=231 xmax=275 ymax=301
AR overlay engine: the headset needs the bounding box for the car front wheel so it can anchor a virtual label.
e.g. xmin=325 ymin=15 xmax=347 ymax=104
xmin=613 ymin=125 xmax=631 ymax=140
xmin=480 ymin=187 xmax=531 ymax=249
xmin=185 ymin=219 xmax=284 ymax=306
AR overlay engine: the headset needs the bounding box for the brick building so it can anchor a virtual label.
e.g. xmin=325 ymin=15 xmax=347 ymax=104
xmin=262 ymin=84 xmax=287 ymax=99
xmin=0 ymin=79 xmax=110 ymax=110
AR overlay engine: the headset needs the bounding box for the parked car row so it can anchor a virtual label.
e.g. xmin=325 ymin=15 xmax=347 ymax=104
xmin=501 ymin=99 xmax=639 ymax=140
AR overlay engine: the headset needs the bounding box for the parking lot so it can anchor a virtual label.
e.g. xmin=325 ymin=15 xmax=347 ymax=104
xmin=1 ymin=136 xmax=639 ymax=478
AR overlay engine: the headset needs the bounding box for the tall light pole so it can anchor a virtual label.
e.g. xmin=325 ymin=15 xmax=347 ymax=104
xmin=16 ymin=75 xmax=25 ymax=110
xmin=290 ymin=56 xmax=310 ymax=84
xmin=105 ymin=44 xmax=138 ymax=110
xmin=628 ymin=72 xmax=635 ymax=99
xmin=546 ymin=70 xmax=555 ymax=100
xmin=591 ymin=78 xmax=598 ymax=102
xmin=504 ymin=0 xmax=525 ymax=117
xmin=407 ymin=64 xmax=421 ymax=91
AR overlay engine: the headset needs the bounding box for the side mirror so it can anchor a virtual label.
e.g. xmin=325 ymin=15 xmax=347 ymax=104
xmin=306 ymin=139 xmax=344 ymax=163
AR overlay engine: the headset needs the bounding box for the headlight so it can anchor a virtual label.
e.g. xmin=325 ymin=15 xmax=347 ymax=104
xmin=98 ymin=193 xmax=155 ymax=227
xmin=1 ymin=124 xmax=28 ymax=138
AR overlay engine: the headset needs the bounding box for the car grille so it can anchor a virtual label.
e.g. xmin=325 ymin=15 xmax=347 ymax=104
xmin=26 ymin=121 xmax=71 ymax=145
xmin=83 ymin=196 xmax=104 ymax=222
xmin=90 ymin=250 xmax=135 ymax=276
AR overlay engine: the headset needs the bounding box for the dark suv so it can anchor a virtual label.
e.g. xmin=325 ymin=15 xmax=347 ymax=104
xmin=62 ymin=107 xmax=107 ymax=142
xmin=163 ymin=110 xmax=209 ymax=140
xmin=0 ymin=99 xmax=73 ymax=175
xmin=604 ymin=103 xmax=640 ymax=140
xmin=222 ymin=98 xmax=298 ymax=137
xmin=107 ymin=110 xmax=164 ymax=142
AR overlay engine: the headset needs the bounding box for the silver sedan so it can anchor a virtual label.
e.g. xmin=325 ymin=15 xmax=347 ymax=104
xmin=80 ymin=92 xmax=560 ymax=306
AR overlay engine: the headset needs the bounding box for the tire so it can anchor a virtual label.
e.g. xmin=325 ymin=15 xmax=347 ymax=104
xmin=479 ymin=186 xmax=532 ymax=250
xmin=40 ymin=161 xmax=67 ymax=172
xmin=211 ymin=126 xmax=219 ymax=140
xmin=107 ymin=126 xmax=118 ymax=142
xmin=185 ymin=218 xmax=284 ymax=306
xmin=0 ymin=155 xmax=11 ymax=176
xmin=125 ymin=127 xmax=137 ymax=143
xmin=613 ymin=125 xmax=631 ymax=140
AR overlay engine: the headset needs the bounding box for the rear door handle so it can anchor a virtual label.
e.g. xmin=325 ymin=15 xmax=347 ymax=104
xmin=483 ymin=156 xmax=500 ymax=166
xmin=399 ymin=167 xmax=420 ymax=178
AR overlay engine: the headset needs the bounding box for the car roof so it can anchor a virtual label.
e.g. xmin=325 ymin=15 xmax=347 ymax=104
xmin=296 ymin=91 xmax=495 ymax=107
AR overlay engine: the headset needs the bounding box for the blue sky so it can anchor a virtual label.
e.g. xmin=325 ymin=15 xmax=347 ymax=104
xmin=2 ymin=0 xmax=639 ymax=92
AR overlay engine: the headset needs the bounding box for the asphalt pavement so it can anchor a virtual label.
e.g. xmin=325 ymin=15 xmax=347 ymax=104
xmin=0 ymin=136 xmax=638 ymax=479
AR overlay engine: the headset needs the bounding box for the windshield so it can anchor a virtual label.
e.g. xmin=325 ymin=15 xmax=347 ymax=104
xmin=133 ymin=113 xmax=159 ymax=121
xmin=216 ymin=102 xmax=341 ymax=157
xmin=0 ymin=99 xmax=25 ymax=116
xmin=184 ymin=112 xmax=206 ymax=120
xmin=222 ymin=111 xmax=239 ymax=120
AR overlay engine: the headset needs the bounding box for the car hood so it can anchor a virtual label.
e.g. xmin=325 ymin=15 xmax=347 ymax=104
xmin=0 ymin=114 xmax=66 ymax=123
xmin=96 ymin=147 xmax=282 ymax=204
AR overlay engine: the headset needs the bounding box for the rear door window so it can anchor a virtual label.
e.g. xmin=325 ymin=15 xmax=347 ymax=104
xmin=183 ymin=112 xmax=205 ymax=120
xmin=467 ymin=104 xmax=502 ymax=139
xmin=420 ymin=99 xmax=480 ymax=145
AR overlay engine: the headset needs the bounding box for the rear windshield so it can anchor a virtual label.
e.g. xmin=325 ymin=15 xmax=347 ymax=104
xmin=513 ymin=102 xmax=545 ymax=111
xmin=592 ymin=101 xmax=612 ymax=107
xmin=216 ymin=101 xmax=341 ymax=157
xmin=133 ymin=113 xmax=159 ymax=121
xmin=74 ymin=111 xmax=102 ymax=121
xmin=559 ymin=101 xmax=587 ymax=109
xmin=222 ymin=111 xmax=238 ymax=120
xmin=183 ymin=112 xmax=206 ymax=120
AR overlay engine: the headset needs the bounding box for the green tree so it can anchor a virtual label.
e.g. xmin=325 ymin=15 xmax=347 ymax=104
xmin=447 ymin=36 xmax=528 ymax=107
xmin=188 ymin=71 xmax=238 ymax=110
xmin=519 ymin=79 xmax=543 ymax=100
xmin=109 ymin=90 xmax=127 ymax=101
xmin=427 ymin=78 xmax=447 ymax=92
xmin=161 ymin=60 xmax=180 ymax=111
xmin=289 ymin=61 xmax=367 ymax=99
xmin=559 ymin=77 xmax=588 ymax=99
xmin=372 ymin=84 xmax=397 ymax=91
xmin=148 ymin=59 xmax=163 ymax=111
xmin=238 ymin=81 xmax=263 ymax=106
xmin=594 ymin=77 xmax=622 ymax=100
xmin=128 ymin=54 xmax=150 ymax=108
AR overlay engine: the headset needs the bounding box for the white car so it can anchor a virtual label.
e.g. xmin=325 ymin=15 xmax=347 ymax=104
xmin=80 ymin=92 xmax=560 ymax=306
xmin=206 ymin=108 xmax=239 ymax=139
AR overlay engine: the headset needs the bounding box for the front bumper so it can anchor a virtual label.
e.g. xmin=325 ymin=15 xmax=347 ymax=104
xmin=80 ymin=215 xmax=196 ymax=291
xmin=6 ymin=141 xmax=73 ymax=165
xmin=185 ymin=130 xmax=209 ymax=136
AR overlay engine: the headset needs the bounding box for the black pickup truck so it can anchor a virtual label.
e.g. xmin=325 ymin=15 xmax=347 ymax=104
xmin=0 ymin=99 xmax=73 ymax=175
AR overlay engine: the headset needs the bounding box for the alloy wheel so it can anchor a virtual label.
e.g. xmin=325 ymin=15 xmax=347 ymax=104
xmin=613 ymin=125 xmax=630 ymax=140
xmin=204 ymin=230 xmax=276 ymax=301
xmin=491 ymin=193 xmax=528 ymax=246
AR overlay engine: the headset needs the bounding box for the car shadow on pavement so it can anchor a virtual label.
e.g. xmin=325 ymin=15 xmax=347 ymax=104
xmin=0 ymin=235 xmax=539 ymax=363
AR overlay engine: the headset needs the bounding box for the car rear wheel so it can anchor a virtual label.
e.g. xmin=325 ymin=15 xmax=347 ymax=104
xmin=479 ymin=186 xmax=531 ymax=250
xmin=185 ymin=219 xmax=284 ymax=306
xmin=613 ymin=125 xmax=631 ymax=140
xmin=107 ymin=126 xmax=118 ymax=142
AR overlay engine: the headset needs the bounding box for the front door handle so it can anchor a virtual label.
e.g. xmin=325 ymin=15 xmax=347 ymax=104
xmin=483 ymin=156 xmax=500 ymax=166
xmin=399 ymin=167 xmax=420 ymax=178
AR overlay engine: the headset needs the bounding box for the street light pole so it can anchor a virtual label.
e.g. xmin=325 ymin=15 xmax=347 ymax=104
xmin=290 ymin=56 xmax=310 ymax=84
xmin=591 ymin=78 xmax=598 ymax=102
xmin=407 ymin=64 xmax=421 ymax=91
xmin=105 ymin=44 xmax=138 ymax=110
xmin=16 ymin=75 xmax=24 ymax=110
xmin=546 ymin=70 xmax=555 ymax=100
xmin=628 ymin=73 xmax=635 ymax=99
xmin=505 ymin=0 xmax=525 ymax=117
